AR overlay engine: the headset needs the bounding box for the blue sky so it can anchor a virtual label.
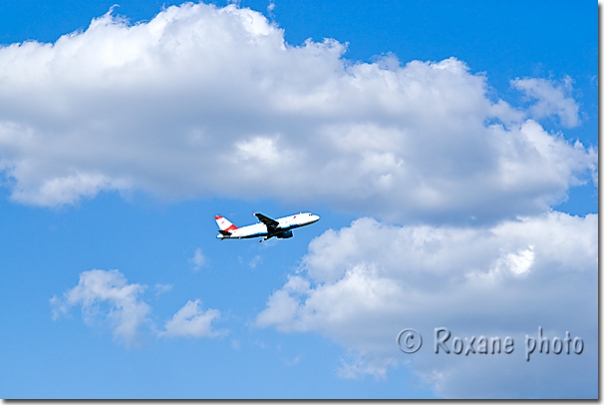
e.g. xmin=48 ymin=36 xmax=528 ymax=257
xmin=0 ymin=0 xmax=597 ymax=399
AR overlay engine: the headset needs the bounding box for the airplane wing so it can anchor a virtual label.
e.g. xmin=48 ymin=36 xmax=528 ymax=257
xmin=254 ymin=212 xmax=280 ymax=231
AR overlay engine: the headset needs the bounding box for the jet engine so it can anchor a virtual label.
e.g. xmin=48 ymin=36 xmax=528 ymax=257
xmin=277 ymin=230 xmax=293 ymax=239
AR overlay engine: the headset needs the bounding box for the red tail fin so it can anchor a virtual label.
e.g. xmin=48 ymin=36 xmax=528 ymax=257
xmin=215 ymin=215 xmax=238 ymax=232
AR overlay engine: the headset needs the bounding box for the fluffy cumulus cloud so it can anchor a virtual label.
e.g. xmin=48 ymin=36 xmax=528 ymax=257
xmin=159 ymin=299 xmax=222 ymax=338
xmin=512 ymin=76 xmax=580 ymax=128
xmin=0 ymin=2 xmax=595 ymax=223
xmin=51 ymin=269 xmax=221 ymax=345
xmin=29 ymin=2 xmax=596 ymax=397
xmin=256 ymin=212 xmax=597 ymax=398
xmin=50 ymin=269 xmax=152 ymax=346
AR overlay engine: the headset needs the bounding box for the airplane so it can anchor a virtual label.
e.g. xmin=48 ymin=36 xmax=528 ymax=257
xmin=215 ymin=212 xmax=320 ymax=242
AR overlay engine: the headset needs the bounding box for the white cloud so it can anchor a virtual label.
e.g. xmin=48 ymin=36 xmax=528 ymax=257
xmin=0 ymin=3 xmax=595 ymax=224
xmin=159 ymin=299 xmax=222 ymax=338
xmin=490 ymin=245 xmax=534 ymax=276
xmin=9 ymin=172 xmax=131 ymax=207
xmin=512 ymin=76 xmax=580 ymax=128
xmin=190 ymin=247 xmax=206 ymax=271
xmin=267 ymin=1 xmax=276 ymax=15
xmin=256 ymin=212 xmax=597 ymax=397
xmin=154 ymin=283 xmax=173 ymax=296
xmin=336 ymin=350 xmax=395 ymax=380
xmin=50 ymin=269 xmax=151 ymax=347
xmin=52 ymin=270 xmax=222 ymax=344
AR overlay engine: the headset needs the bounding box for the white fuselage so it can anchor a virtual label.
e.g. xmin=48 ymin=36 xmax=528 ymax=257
xmin=217 ymin=213 xmax=320 ymax=240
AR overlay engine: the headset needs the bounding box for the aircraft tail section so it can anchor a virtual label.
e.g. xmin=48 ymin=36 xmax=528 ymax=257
xmin=215 ymin=215 xmax=238 ymax=234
